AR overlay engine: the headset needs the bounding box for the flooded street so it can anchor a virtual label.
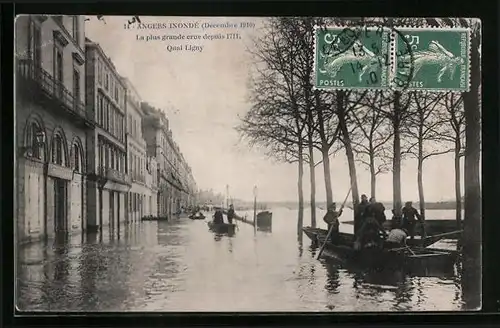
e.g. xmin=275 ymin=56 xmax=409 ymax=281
xmin=17 ymin=208 xmax=463 ymax=312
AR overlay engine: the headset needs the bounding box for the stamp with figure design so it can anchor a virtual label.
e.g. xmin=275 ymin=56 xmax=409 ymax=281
xmin=314 ymin=26 xmax=392 ymax=90
xmin=393 ymin=27 xmax=471 ymax=92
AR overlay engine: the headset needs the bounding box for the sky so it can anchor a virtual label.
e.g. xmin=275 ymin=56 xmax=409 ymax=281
xmin=84 ymin=16 xmax=480 ymax=203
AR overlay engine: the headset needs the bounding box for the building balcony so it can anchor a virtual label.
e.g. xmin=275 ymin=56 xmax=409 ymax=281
xmin=131 ymin=173 xmax=145 ymax=183
xmin=92 ymin=165 xmax=131 ymax=186
xmin=16 ymin=59 xmax=94 ymax=127
xmin=105 ymin=167 xmax=131 ymax=185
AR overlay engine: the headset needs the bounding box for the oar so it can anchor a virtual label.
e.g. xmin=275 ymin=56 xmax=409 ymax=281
xmin=316 ymin=187 xmax=352 ymax=260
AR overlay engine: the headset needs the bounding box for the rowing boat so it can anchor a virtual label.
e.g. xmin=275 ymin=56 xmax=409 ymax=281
xmin=303 ymin=227 xmax=457 ymax=270
xmin=207 ymin=221 xmax=236 ymax=235
xmin=303 ymin=227 xmax=454 ymax=248
xmin=189 ymin=214 xmax=206 ymax=220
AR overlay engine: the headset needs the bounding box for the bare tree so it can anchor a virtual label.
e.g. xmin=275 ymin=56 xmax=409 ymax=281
xmin=423 ymin=17 xmax=481 ymax=310
xmin=437 ymin=93 xmax=465 ymax=228
xmin=402 ymin=91 xmax=450 ymax=220
xmin=351 ymin=91 xmax=393 ymax=199
xmin=335 ymin=90 xmax=367 ymax=212
xmin=238 ymin=18 xmax=312 ymax=231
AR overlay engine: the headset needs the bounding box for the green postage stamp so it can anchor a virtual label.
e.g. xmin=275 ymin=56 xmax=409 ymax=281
xmin=314 ymin=26 xmax=392 ymax=90
xmin=314 ymin=26 xmax=471 ymax=92
xmin=394 ymin=27 xmax=471 ymax=92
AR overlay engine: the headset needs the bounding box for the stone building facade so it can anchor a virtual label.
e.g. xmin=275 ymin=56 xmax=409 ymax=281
xmin=85 ymin=38 xmax=130 ymax=232
xmin=142 ymin=103 xmax=197 ymax=218
xmin=123 ymin=78 xmax=153 ymax=222
xmin=15 ymin=15 xmax=90 ymax=244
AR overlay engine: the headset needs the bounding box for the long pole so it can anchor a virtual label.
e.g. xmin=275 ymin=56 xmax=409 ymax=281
xmin=316 ymin=187 xmax=352 ymax=260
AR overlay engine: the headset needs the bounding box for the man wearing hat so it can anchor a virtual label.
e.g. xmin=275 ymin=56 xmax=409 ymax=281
xmin=354 ymin=194 xmax=369 ymax=237
xmin=402 ymin=201 xmax=423 ymax=240
xmin=227 ymin=204 xmax=235 ymax=224
xmin=323 ymin=202 xmax=343 ymax=243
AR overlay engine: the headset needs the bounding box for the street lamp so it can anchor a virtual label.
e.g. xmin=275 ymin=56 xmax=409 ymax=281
xmin=253 ymin=185 xmax=258 ymax=227
xmin=20 ymin=130 xmax=46 ymax=157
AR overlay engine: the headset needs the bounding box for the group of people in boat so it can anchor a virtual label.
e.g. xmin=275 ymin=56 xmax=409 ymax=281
xmin=323 ymin=194 xmax=424 ymax=250
xmin=211 ymin=204 xmax=235 ymax=224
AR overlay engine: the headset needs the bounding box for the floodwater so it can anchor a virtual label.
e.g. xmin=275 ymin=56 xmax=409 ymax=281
xmin=16 ymin=208 xmax=466 ymax=312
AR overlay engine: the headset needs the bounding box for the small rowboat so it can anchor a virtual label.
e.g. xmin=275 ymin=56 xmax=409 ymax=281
xmin=207 ymin=222 xmax=236 ymax=235
xmin=303 ymin=227 xmax=457 ymax=248
xmin=189 ymin=214 xmax=206 ymax=220
xmin=303 ymin=227 xmax=457 ymax=270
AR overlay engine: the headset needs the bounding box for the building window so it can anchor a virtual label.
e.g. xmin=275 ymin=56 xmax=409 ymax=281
xmin=73 ymin=68 xmax=80 ymax=103
xmin=114 ymin=86 xmax=119 ymax=102
xmin=98 ymin=61 xmax=102 ymax=85
xmin=72 ymin=16 xmax=80 ymax=45
xmin=110 ymin=107 xmax=115 ymax=135
xmin=73 ymin=144 xmax=81 ymax=172
xmin=52 ymin=134 xmax=64 ymax=166
xmin=53 ymin=46 xmax=64 ymax=95
xmin=28 ymin=20 xmax=42 ymax=69
xmin=26 ymin=123 xmax=44 ymax=160
xmin=104 ymin=72 xmax=109 ymax=90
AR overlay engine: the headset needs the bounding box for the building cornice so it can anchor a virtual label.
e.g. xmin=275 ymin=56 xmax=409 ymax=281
xmin=85 ymin=40 xmax=127 ymax=89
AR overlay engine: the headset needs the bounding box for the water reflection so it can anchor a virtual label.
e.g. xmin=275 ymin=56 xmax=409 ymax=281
xmin=17 ymin=208 xmax=465 ymax=312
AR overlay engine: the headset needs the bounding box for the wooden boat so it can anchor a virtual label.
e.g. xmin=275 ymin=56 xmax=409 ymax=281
xmin=207 ymin=221 xmax=236 ymax=234
xmin=189 ymin=214 xmax=206 ymax=220
xmin=343 ymin=219 xmax=463 ymax=237
xmin=303 ymin=227 xmax=460 ymax=248
xmin=141 ymin=216 xmax=168 ymax=221
xmin=303 ymin=227 xmax=457 ymax=270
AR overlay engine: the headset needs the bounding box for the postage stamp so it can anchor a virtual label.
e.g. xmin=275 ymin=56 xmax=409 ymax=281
xmin=393 ymin=27 xmax=471 ymax=92
xmin=314 ymin=26 xmax=391 ymax=90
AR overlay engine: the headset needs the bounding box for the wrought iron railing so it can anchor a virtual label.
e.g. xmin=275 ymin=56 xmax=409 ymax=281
xmin=16 ymin=59 xmax=93 ymax=123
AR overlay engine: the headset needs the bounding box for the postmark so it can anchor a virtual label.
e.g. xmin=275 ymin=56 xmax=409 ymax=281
xmin=314 ymin=26 xmax=392 ymax=90
xmin=393 ymin=27 xmax=471 ymax=92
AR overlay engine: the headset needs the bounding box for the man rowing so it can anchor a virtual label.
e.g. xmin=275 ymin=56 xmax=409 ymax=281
xmin=323 ymin=202 xmax=343 ymax=244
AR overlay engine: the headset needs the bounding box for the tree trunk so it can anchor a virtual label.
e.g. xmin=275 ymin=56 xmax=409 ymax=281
xmin=369 ymin=153 xmax=376 ymax=199
xmin=461 ymin=27 xmax=481 ymax=310
xmin=337 ymin=95 xmax=359 ymax=209
xmin=392 ymin=92 xmax=403 ymax=216
xmin=297 ymin=143 xmax=305 ymax=233
xmin=417 ymin=134 xmax=426 ymax=220
xmin=322 ymin=147 xmax=333 ymax=207
xmin=454 ymin=143 xmax=462 ymax=229
xmin=308 ymin=141 xmax=317 ymax=227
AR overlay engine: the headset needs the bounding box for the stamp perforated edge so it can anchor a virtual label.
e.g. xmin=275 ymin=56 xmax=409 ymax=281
xmin=389 ymin=26 xmax=472 ymax=93
xmin=312 ymin=25 xmax=393 ymax=91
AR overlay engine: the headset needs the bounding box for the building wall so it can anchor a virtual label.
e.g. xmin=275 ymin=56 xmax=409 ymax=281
xmin=85 ymin=40 xmax=130 ymax=232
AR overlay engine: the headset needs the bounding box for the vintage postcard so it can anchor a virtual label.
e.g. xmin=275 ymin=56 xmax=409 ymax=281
xmin=14 ymin=15 xmax=481 ymax=312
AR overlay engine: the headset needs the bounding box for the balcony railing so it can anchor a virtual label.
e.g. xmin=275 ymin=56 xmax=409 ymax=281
xmin=96 ymin=165 xmax=131 ymax=185
xmin=130 ymin=172 xmax=145 ymax=183
xmin=16 ymin=59 xmax=93 ymax=124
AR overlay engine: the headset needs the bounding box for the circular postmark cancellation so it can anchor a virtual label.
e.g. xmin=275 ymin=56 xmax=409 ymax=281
xmin=314 ymin=21 xmax=415 ymax=91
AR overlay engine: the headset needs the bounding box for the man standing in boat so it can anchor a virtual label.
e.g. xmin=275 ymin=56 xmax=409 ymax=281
xmin=354 ymin=194 xmax=369 ymax=237
xmin=323 ymin=203 xmax=343 ymax=244
xmin=227 ymin=204 xmax=235 ymax=224
xmin=402 ymin=201 xmax=423 ymax=240
xmin=366 ymin=197 xmax=386 ymax=226
xmin=213 ymin=207 xmax=224 ymax=224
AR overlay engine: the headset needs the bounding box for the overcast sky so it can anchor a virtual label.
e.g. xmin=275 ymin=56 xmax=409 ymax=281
xmin=84 ymin=16 xmax=478 ymax=203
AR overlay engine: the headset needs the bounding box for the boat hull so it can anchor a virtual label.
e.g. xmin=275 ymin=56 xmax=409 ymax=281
xmin=303 ymin=227 xmax=457 ymax=270
xmin=207 ymin=222 xmax=236 ymax=235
